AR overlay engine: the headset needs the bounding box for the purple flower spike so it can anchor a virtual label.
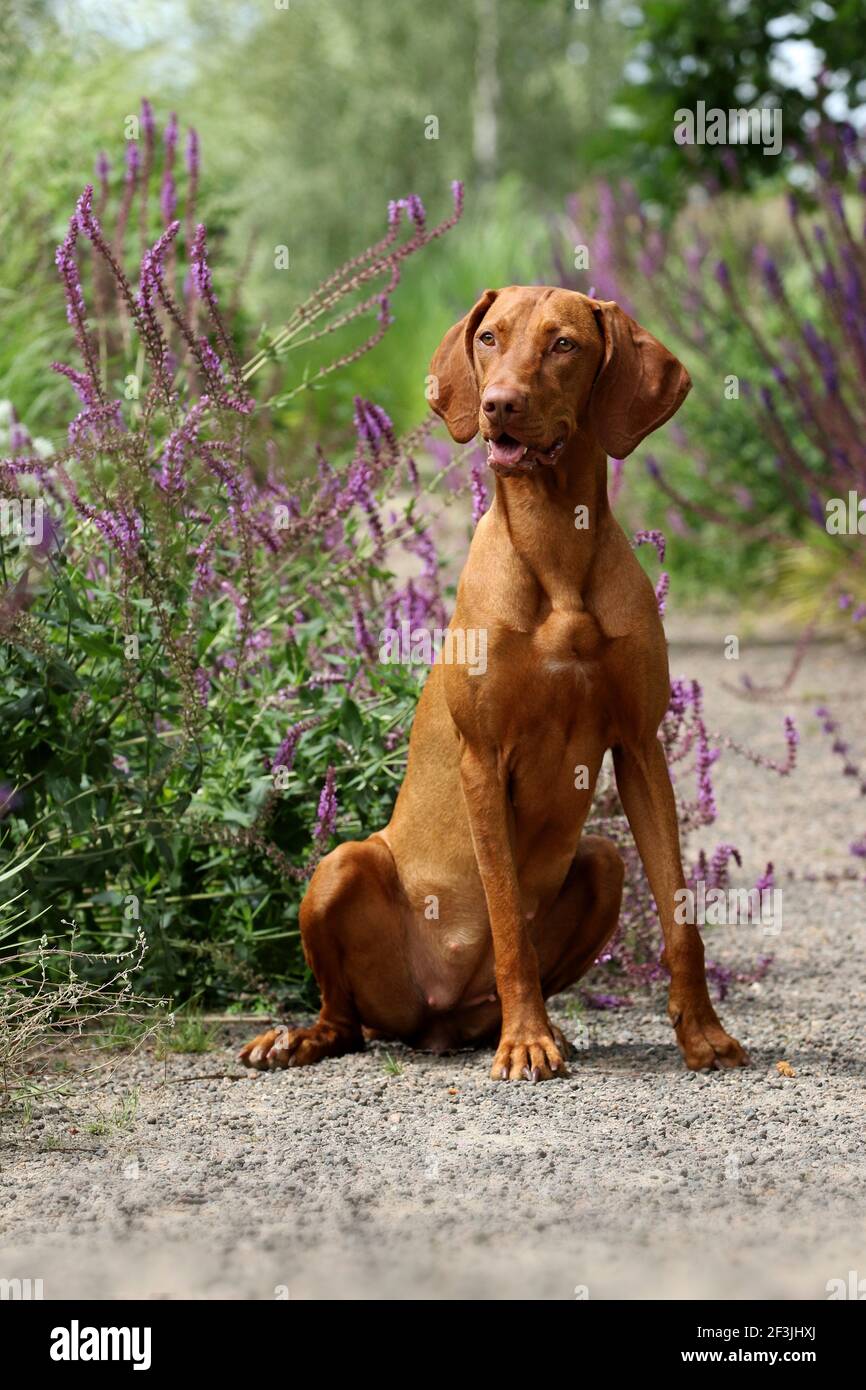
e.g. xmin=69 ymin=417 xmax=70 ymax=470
xmin=313 ymin=766 xmax=338 ymax=841
xmin=709 ymin=842 xmax=742 ymax=889
xmin=190 ymin=223 xmax=215 ymax=301
xmin=75 ymin=183 xmax=100 ymax=239
xmin=695 ymin=716 xmax=718 ymax=824
xmin=755 ymin=245 xmax=782 ymax=300
xmin=160 ymin=170 xmax=177 ymax=225
xmin=352 ymin=601 xmax=377 ymax=660
xmin=782 ymin=716 xmax=799 ymax=773
xmin=141 ymin=98 xmax=155 ymax=145
xmin=164 ymin=111 xmax=178 ymax=158
xmin=90 ymin=507 xmax=143 ymax=564
xmin=138 ymin=220 xmax=181 ymax=303
xmin=193 ymin=667 xmax=210 ymax=707
xmin=632 ymin=528 xmax=666 ymax=564
xmin=353 ymin=396 xmax=395 ymax=453
xmin=95 ymin=151 xmax=110 ymax=191
xmin=470 ymin=449 xmax=488 ymax=526
xmin=186 ymin=127 xmax=200 ymax=177
xmin=268 ymin=718 xmax=320 ymax=775
xmin=55 ymin=221 xmax=84 ymax=329
xmin=157 ymin=397 xmax=209 ymax=496
xmin=54 ymin=200 xmax=103 ymax=394
xmin=51 ymin=362 xmax=100 ymax=408
xmin=654 ymin=570 xmax=670 ymax=616
xmin=9 ymin=421 xmax=31 ymax=453
xmin=406 ymin=194 xmax=426 ymax=231
xmin=125 ymin=142 xmax=140 ymax=181
xmin=755 ymin=863 xmax=775 ymax=893
xmin=68 ymin=399 xmax=124 ymax=448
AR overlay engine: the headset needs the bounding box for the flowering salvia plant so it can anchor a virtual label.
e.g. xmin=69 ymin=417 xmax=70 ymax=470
xmin=558 ymin=117 xmax=866 ymax=620
xmin=0 ymin=102 xmax=469 ymax=1006
xmin=1 ymin=103 xmax=787 ymax=1013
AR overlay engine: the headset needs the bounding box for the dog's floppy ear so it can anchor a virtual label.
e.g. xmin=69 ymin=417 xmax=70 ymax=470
xmin=429 ymin=289 xmax=498 ymax=442
xmin=585 ymin=299 xmax=691 ymax=459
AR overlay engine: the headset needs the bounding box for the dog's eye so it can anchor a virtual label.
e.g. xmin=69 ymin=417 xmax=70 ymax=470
xmin=478 ymin=331 xmax=496 ymax=346
xmin=553 ymin=337 xmax=577 ymax=353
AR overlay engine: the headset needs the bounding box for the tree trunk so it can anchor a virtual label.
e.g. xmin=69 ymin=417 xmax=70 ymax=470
xmin=472 ymin=0 xmax=499 ymax=183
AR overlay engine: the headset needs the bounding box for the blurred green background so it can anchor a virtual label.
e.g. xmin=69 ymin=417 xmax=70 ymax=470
xmin=2 ymin=0 xmax=863 ymax=597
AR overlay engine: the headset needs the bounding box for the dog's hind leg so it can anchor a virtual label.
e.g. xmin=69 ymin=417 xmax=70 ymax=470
xmin=239 ymin=834 xmax=420 ymax=1070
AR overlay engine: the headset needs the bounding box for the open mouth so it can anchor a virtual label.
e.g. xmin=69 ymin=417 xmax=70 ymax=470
xmin=485 ymin=432 xmax=565 ymax=474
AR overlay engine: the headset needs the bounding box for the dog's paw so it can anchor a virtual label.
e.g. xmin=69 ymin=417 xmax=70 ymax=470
xmin=491 ymin=1028 xmax=568 ymax=1082
xmin=671 ymin=1003 xmax=750 ymax=1071
xmin=238 ymin=1027 xmax=285 ymax=1069
xmin=238 ymin=1022 xmax=361 ymax=1070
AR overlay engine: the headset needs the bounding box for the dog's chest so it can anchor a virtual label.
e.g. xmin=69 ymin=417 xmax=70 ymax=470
xmin=535 ymin=607 xmax=604 ymax=671
xmin=534 ymin=610 xmax=613 ymax=750
xmin=455 ymin=602 xmax=623 ymax=753
xmin=488 ymin=607 xmax=611 ymax=746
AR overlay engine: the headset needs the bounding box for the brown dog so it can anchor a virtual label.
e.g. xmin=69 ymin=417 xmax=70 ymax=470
xmin=240 ymin=286 xmax=748 ymax=1081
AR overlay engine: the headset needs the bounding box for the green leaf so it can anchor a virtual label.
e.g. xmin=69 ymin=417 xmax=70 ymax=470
xmin=338 ymin=696 xmax=365 ymax=748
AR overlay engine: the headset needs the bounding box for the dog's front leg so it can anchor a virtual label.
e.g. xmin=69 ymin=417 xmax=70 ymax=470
xmin=459 ymin=743 xmax=566 ymax=1082
xmin=613 ymin=738 xmax=749 ymax=1069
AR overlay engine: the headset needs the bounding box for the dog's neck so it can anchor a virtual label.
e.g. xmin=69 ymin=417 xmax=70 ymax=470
xmin=487 ymin=431 xmax=610 ymax=607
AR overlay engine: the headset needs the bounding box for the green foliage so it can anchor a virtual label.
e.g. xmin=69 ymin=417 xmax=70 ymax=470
xmin=0 ymin=0 xmax=630 ymax=436
xmin=1 ymin=80 xmax=462 ymax=1011
xmin=155 ymin=1014 xmax=218 ymax=1055
xmin=0 ymin=525 xmax=425 ymax=1006
xmin=608 ymin=0 xmax=866 ymax=198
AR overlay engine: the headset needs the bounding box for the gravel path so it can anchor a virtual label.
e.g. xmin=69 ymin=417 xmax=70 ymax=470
xmin=2 ymin=633 xmax=865 ymax=1300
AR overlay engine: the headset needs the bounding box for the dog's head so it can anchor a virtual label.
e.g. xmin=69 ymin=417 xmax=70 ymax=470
xmin=429 ymin=285 xmax=690 ymax=476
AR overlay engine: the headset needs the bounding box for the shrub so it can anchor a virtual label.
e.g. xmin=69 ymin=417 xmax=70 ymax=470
xmin=0 ymin=103 xmax=467 ymax=1008
xmin=0 ymin=103 xmax=791 ymax=1020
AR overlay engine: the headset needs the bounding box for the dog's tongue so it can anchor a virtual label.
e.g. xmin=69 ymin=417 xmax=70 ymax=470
xmin=488 ymin=435 xmax=526 ymax=468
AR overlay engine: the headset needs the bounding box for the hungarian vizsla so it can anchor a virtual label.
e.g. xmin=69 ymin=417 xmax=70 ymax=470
xmin=240 ymin=286 xmax=749 ymax=1081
